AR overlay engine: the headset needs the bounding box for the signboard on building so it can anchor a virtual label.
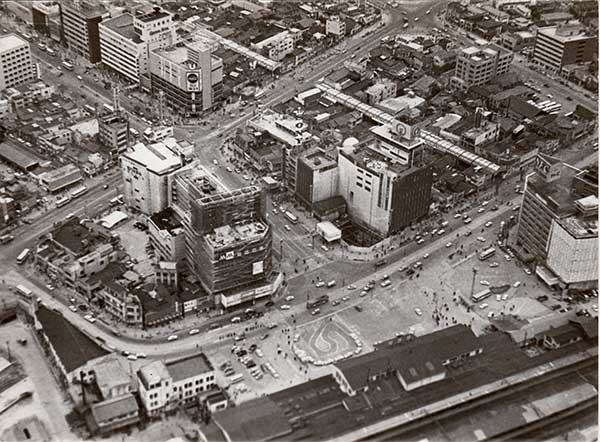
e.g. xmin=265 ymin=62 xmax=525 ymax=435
xmin=219 ymin=251 xmax=235 ymax=261
xmin=187 ymin=72 xmax=200 ymax=92
xmin=252 ymin=261 xmax=264 ymax=275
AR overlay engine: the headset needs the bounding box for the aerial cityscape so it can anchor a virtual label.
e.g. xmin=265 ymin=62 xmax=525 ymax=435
xmin=0 ymin=0 xmax=597 ymax=441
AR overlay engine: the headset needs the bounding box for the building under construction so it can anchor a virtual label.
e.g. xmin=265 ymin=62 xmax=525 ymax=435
xmin=188 ymin=186 xmax=272 ymax=299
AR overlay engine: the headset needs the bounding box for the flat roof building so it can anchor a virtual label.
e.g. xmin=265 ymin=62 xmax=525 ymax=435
xmin=532 ymin=23 xmax=597 ymax=72
xmin=296 ymin=148 xmax=339 ymax=209
xmin=120 ymin=141 xmax=184 ymax=215
xmin=451 ymin=44 xmax=513 ymax=91
xmin=59 ymin=0 xmax=109 ymax=63
xmin=0 ymin=34 xmax=35 ymax=91
xmin=149 ymin=38 xmax=223 ymax=116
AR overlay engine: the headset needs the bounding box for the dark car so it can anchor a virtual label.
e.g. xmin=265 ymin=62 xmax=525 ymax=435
xmin=78 ymin=304 xmax=88 ymax=311
xmin=536 ymin=295 xmax=549 ymax=302
xmin=265 ymin=301 xmax=274 ymax=307
xmin=249 ymin=344 xmax=257 ymax=352
xmin=354 ymin=305 xmax=363 ymax=312
xmin=550 ymin=304 xmax=561 ymax=310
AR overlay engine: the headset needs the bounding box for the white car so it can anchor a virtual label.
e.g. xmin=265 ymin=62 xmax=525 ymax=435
xmin=495 ymin=294 xmax=502 ymax=301
xmin=284 ymin=225 xmax=291 ymax=231
xmin=423 ymin=253 xmax=430 ymax=259
xmin=489 ymin=262 xmax=499 ymax=268
xmin=487 ymin=311 xmax=495 ymax=319
xmin=485 ymin=221 xmax=493 ymax=228
xmin=167 ymin=335 xmax=179 ymax=341
xmin=414 ymin=308 xmax=423 ymax=316
xmin=479 ymin=303 xmax=489 ymax=310
xmin=480 ymin=280 xmax=490 ymax=286
xmin=127 ymin=354 xmax=138 ymax=361
xmin=272 ymin=208 xmax=278 ymax=214
xmin=342 ymin=296 xmax=350 ymax=302
xmin=437 ymin=229 xmax=445 ymax=236
xmin=315 ymin=281 xmax=325 ymax=288
xmin=445 ymin=242 xmax=453 ymax=248
xmin=513 ymin=281 xmax=521 ymax=288
xmin=280 ymin=304 xmax=291 ymax=310
xmin=464 ymin=218 xmax=472 ymax=224
xmin=524 ymin=268 xmax=532 ymax=275
xmin=46 ymin=284 xmax=55 ymax=291
xmin=347 ymin=285 xmax=356 ymax=290
xmin=454 ymin=214 xmax=462 ymax=219
xmin=360 ymin=291 xmax=368 ymax=297
xmin=189 ymin=329 xmax=200 ymax=335
xmin=505 ymin=255 xmax=512 ymax=262
xmin=414 ymin=261 xmax=422 ymax=269
xmin=477 ymin=237 xmax=486 ymax=243
xmin=482 ymin=201 xmax=489 ymax=206
xmin=136 ymin=353 xmax=147 ymax=359
xmin=84 ymin=314 xmax=96 ymax=323
xmin=285 ymin=295 xmax=295 ymax=301
xmin=502 ymin=294 xmax=509 ymax=301
xmin=213 ymin=159 xmax=218 ymax=165
xmin=226 ymin=167 xmax=233 ymax=172
xmin=478 ymin=208 xmax=485 ymax=213
xmin=417 ymin=238 xmax=425 ymax=245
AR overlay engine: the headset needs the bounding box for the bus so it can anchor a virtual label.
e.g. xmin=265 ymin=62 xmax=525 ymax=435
xmin=472 ymin=288 xmax=492 ymax=303
xmin=46 ymin=48 xmax=56 ymax=57
xmin=15 ymin=285 xmax=32 ymax=299
xmin=129 ymin=127 xmax=139 ymax=138
xmin=62 ymin=61 xmax=74 ymax=71
xmin=16 ymin=248 xmax=31 ymax=265
xmin=284 ymin=211 xmax=298 ymax=224
xmin=70 ymin=185 xmax=88 ymax=199
xmin=109 ymin=195 xmax=123 ymax=207
xmin=56 ymin=196 xmax=71 ymax=208
xmin=229 ymin=373 xmax=244 ymax=385
xmin=478 ymin=247 xmax=496 ymax=261
xmin=103 ymin=103 xmax=115 ymax=113
xmin=307 ymin=295 xmax=329 ymax=309
xmin=84 ymin=104 xmax=95 ymax=114
xmin=254 ymin=89 xmax=266 ymax=100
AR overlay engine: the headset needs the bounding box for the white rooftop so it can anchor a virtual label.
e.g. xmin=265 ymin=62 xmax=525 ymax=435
xmin=0 ymin=34 xmax=28 ymax=52
xmin=100 ymin=211 xmax=128 ymax=229
xmin=124 ymin=142 xmax=182 ymax=174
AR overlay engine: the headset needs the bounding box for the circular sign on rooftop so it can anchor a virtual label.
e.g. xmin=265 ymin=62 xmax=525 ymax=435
xmin=187 ymin=73 xmax=199 ymax=83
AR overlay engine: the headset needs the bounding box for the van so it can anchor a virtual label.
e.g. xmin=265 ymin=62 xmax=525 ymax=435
xmin=231 ymin=316 xmax=241 ymax=323
xmin=327 ymin=280 xmax=336 ymax=288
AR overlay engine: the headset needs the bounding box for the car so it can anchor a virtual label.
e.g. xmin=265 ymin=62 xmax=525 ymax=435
xmin=437 ymin=229 xmax=445 ymax=236
xmin=550 ymin=304 xmax=561 ymax=311
xmin=453 ymin=214 xmax=462 ymax=219
xmin=524 ymin=268 xmax=532 ymax=275
xmin=84 ymin=314 xmax=96 ymax=323
xmin=480 ymin=280 xmax=490 ymax=286
xmin=445 ymin=242 xmax=453 ymax=248
xmin=417 ymin=238 xmax=425 ymax=245
xmin=464 ymin=218 xmax=472 ymax=224
xmin=272 ymin=208 xmax=278 ymax=214
xmin=284 ymin=225 xmax=291 ymax=231
xmin=536 ymin=295 xmax=549 ymax=302
xmin=213 ymin=159 xmax=218 ymax=165
xmin=231 ymin=316 xmax=241 ymax=323
xmin=496 ymin=294 xmax=502 ymax=301
xmin=342 ymin=296 xmax=350 ymax=302
xmin=167 ymin=335 xmax=179 ymax=341
xmin=127 ymin=354 xmax=138 ymax=361
xmin=414 ymin=308 xmax=422 ymax=316
xmin=477 ymin=237 xmax=486 ymax=243
xmin=414 ymin=17 xmax=419 ymax=21
xmin=189 ymin=328 xmax=200 ymax=335
xmin=360 ymin=291 xmax=368 ymax=297
xmin=102 ymin=184 xmax=109 ymax=190
xmin=315 ymin=281 xmax=325 ymax=288
xmin=347 ymin=285 xmax=356 ymax=290
xmin=332 ymin=299 xmax=341 ymax=306
xmin=487 ymin=311 xmax=495 ymax=319
xmin=479 ymin=303 xmax=488 ymax=310
xmin=478 ymin=208 xmax=485 ymax=214
xmin=280 ymin=304 xmax=291 ymax=310
xmin=354 ymin=305 xmax=363 ymax=312
xmin=414 ymin=261 xmax=422 ymax=269
xmin=78 ymin=304 xmax=88 ymax=312
xmin=485 ymin=221 xmax=493 ymax=228
xmin=423 ymin=253 xmax=430 ymax=259
xmin=489 ymin=262 xmax=499 ymax=268
xmin=285 ymin=295 xmax=295 ymax=302
xmin=505 ymin=255 xmax=512 ymax=262
xmin=265 ymin=301 xmax=274 ymax=307
xmin=491 ymin=205 xmax=499 ymax=212
xmin=46 ymin=284 xmax=55 ymax=291
xmin=464 ymin=231 xmax=472 ymax=236
xmin=243 ymin=175 xmax=250 ymax=181
xmin=311 ymin=309 xmax=320 ymax=315
xmin=513 ymin=206 xmax=520 ymax=211
xmin=482 ymin=201 xmax=489 ymax=206
xmin=501 ymin=294 xmax=509 ymax=301
xmin=69 ymin=305 xmax=77 ymax=312
xmin=321 ymin=245 xmax=329 ymax=252
xmin=513 ymin=281 xmax=521 ymax=288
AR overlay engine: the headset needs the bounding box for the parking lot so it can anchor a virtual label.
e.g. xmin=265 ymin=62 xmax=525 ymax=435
xmin=112 ymin=214 xmax=155 ymax=277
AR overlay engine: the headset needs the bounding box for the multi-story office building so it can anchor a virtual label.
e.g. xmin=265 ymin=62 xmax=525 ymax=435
xmin=516 ymin=154 xmax=587 ymax=265
xmin=546 ymin=195 xmax=598 ymax=289
xmin=31 ymin=1 xmax=61 ymax=38
xmin=137 ymin=353 xmax=216 ymax=416
xmin=188 ymin=187 xmax=272 ymax=301
xmin=0 ymin=34 xmax=35 ymax=91
xmin=532 ymin=23 xmax=597 ymax=73
xmin=59 ymin=0 xmax=108 ymax=63
xmin=338 ymin=142 xmax=432 ymax=236
xmin=451 ymin=44 xmax=513 ymax=91
xmin=149 ymin=39 xmax=223 ymax=116
xmin=251 ymin=30 xmax=298 ymax=62
xmin=296 ymin=148 xmax=339 ymax=209
xmin=120 ymin=141 xmax=184 ymax=215
xmin=326 ymin=16 xmax=346 ymax=37
xmin=98 ymin=112 xmax=129 ymax=153
xmin=99 ymin=7 xmax=176 ymax=84
xmin=369 ymin=124 xmax=425 ymax=168
xmin=148 ymin=207 xmax=186 ymax=265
